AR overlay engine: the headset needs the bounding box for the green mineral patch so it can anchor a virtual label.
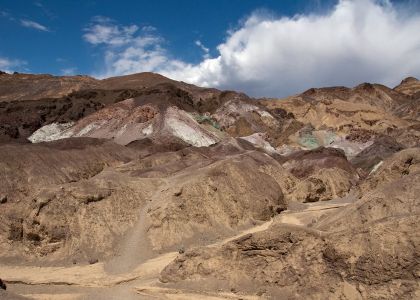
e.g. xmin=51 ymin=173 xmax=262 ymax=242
xmin=193 ymin=114 xmax=220 ymax=130
xmin=299 ymin=133 xmax=319 ymax=149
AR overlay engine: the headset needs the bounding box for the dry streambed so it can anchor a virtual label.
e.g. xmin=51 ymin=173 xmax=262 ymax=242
xmin=1 ymin=200 xmax=347 ymax=299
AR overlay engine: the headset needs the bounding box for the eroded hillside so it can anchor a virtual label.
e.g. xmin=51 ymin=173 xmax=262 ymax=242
xmin=0 ymin=72 xmax=419 ymax=299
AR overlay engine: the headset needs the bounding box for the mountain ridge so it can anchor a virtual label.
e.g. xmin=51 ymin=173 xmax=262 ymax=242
xmin=0 ymin=71 xmax=419 ymax=299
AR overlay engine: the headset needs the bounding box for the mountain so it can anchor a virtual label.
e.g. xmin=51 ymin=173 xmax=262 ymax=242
xmin=394 ymin=76 xmax=420 ymax=96
xmin=0 ymin=71 xmax=419 ymax=299
xmin=0 ymin=72 xmax=98 ymax=102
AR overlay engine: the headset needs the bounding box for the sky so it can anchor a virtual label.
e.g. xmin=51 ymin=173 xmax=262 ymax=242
xmin=0 ymin=0 xmax=420 ymax=97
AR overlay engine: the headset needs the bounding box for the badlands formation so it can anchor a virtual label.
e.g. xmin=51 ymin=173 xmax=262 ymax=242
xmin=0 ymin=71 xmax=419 ymax=299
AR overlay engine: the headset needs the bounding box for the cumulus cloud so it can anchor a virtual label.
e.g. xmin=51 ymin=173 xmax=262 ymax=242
xmin=20 ymin=19 xmax=50 ymax=31
xmin=88 ymin=0 xmax=420 ymax=97
xmin=0 ymin=57 xmax=27 ymax=73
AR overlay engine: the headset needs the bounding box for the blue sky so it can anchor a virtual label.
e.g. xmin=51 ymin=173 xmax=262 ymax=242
xmin=0 ymin=1 xmax=329 ymax=74
xmin=1 ymin=0 xmax=420 ymax=96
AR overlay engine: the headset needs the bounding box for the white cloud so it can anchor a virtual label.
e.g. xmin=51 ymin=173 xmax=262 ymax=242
xmin=0 ymin=57 xmax=27 ymax=73
xmin=34 ymin=1 xmax=56 ymax=19
xmin=0 ymin=10 xmax=15 ymax=21
xmin=20 ymin=19 xmax=50 ymax=31
xmin=61 ymin=67 xmax=77 ymax=75
xmin=88 ymin=0 xmax=420 ymax=97
xmin=83 ymin=17 xmax=139 ymax=46
xmin=142 ymin=25 xmax=157 ymax=32
xmin=84 ymin=17 xmax=185 ymax=78
xmin=195 ymin=40 xmax=210 ymax=58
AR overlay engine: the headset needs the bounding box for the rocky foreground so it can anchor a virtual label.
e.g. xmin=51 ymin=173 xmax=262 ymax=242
xmin=0 ymin=72 xmax=419 ymax=299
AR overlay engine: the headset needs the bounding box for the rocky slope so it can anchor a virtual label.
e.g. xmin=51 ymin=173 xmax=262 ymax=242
xmin=0 ymin=71 xmax=419 ymax=299
xmin=0 ymin=73 xmax=98 ymax=102
xmin=161 ymin=150 xmax=420 ymax=299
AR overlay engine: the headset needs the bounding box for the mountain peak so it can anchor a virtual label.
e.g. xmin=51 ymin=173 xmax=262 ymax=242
xmin=400 ymin=76 xmax=419 ymax=85
xmin=394 ymin=76 xmax=420 ymax=97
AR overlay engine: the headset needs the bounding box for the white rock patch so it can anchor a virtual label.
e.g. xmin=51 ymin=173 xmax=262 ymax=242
xmin=141 ymin=124 xmax=154 ymax=136
xmin=240 ymin=133 xmax=277 ymax=153
xmin=165 ymin=107 xmax=218 ymax=147
xmin=28 ymin=122 xmax=74 ymax=143
xmin=369 ymin=161 xmax=383 ymax=175
xmin=74 ymin=121 xmax=106 ymax=137
xmin=330 ymin=139 xmax=374 ymax=159
xmin=258 ymin=110 xmax=274 ymax=119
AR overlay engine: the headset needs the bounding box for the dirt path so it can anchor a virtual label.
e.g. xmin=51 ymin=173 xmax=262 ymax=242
xmin=136 ymin=286 xmax=262 ymax=300
xmin=1 ymin=199 xmax=351 ymax=299
xmin=104 ymin=179 xmax=171 ymax=275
